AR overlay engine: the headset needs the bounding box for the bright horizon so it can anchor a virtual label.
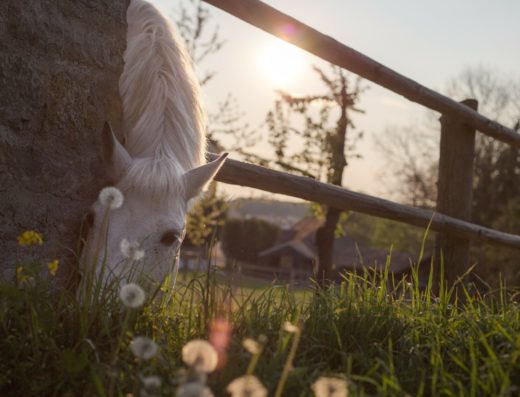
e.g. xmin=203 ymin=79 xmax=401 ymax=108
xmin=151 ymin=0 xmax=520 ymax=202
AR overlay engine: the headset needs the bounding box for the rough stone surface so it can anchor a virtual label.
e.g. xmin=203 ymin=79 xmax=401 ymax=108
xmin=0 ymin=0 xmax=128 ymax=282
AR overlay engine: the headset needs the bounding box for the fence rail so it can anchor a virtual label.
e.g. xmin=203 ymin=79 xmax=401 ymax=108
xmin=203 ymin=0 xmax=520 ymax=148
xmin=209 ymin=154 xmax=520 ymax=250
xmin=236 ymin=262 xmax=309 ymax=282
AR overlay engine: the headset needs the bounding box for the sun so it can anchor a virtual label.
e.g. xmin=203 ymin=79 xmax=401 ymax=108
xmin=259 ymin=39 xmax=306 ymax=87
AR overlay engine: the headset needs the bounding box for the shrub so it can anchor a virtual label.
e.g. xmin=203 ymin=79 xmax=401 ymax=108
xmin=221 ymin=218 xmax=280 ymax=262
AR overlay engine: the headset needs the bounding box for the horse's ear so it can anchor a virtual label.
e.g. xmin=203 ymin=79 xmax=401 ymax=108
xmin=184 ymin=153 xmax=228 ymax=200
xmin=102 ymin=122 xmax=132 ymax=181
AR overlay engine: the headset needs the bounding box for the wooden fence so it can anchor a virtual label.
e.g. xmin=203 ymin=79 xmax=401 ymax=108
xmin=202 ymin=0 xmax=520 ymax=283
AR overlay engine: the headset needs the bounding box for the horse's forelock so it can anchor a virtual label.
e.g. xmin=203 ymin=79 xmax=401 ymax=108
xmin=118 ymin=155 xmax=187 ymax=208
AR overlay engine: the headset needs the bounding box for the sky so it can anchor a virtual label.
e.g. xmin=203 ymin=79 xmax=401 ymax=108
xmin=150 ymin=0 xmax=520 ymax=202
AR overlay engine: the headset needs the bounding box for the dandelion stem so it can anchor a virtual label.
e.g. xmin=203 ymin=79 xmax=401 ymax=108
xmin=274 ymin=328 xmax=302 ymax=397
xmin=113 ymin=310 xmax=131 ymax=362
xmin=108 ymin=310 xmax=131 ymax=397
xmin=132 ymin=365 xmax=140 ymax=397
xmin=246 ymin=351 xmax=261 ymax=376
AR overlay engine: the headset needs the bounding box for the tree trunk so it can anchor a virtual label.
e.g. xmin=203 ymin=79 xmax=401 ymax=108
xmin=316 ymin=73 xmax=349 ymax=285
xmin=0 ymin=0 xmax=128 ymax=284
xmin=316 ymin=206 xmax=342 ymax=282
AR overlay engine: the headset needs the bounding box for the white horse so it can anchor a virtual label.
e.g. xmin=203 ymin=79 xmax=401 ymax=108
xmin=81 ymin=0 xmax=227 ymax=288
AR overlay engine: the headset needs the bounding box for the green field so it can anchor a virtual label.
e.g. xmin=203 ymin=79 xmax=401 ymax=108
xmin=2 ymin=261 xmax=520 ymax=397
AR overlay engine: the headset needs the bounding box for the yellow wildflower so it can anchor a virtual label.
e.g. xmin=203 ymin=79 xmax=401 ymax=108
xmin=48 ymin=259 xmax=59 ymax=276
xmin=17 ymin=230 xmax=43 ymax=246
xmin=16 ymin=267 xmax=30 ymax=285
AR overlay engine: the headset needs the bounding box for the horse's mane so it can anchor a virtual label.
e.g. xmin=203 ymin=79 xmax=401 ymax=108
xmin=118 ymin=0 xmax=206 ymax=200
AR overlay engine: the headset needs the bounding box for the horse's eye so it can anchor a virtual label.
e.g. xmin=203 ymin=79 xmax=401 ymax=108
xmin=160 ymin=230 xmax=180 ymax=246
xmin=85 ymin=211 xmax=95 ymax=227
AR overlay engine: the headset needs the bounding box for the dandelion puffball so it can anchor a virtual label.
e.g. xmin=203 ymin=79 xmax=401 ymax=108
xmin=226 ymin=375 xmax=267 ymax=397
xmin=182 ymin=339 xmax=218 ymax=373
xmin=120 ymin=238 xmax=145 ymax=261
xmin=312 ymin=376 xmax=349 ymax=397
xmin=140 ymin=375 xmax=162 ymax=392
xmin=130 ymin=336 xmax=159 ymax=360
xmin=283 ymin=321 xmax=300 ymax=333
xmin=119 ymin=283 xmax=146 ymax=308
xmin=99 ymin=186 xmax=124 ymax=209
xmin=242 ymin=338 xmax=261 ymax=355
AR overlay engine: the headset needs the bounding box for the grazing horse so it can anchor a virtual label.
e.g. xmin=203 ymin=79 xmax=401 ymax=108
xmin=81 ymin=0 xmax=227 ymax=288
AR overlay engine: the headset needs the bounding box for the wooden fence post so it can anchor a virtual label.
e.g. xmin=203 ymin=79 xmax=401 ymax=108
xmin=435 ymin=99 xmax=478 ymax=288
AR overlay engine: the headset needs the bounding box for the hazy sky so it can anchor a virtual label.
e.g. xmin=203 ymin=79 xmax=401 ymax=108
xmin=150 ymin=0 xmax=520 ymax=201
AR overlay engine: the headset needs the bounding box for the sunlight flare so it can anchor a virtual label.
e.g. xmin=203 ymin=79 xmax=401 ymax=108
xmin=258 ymin=39 xmax=306 ymax=87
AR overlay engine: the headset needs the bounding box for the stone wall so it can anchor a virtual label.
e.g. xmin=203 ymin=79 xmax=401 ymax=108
xmin=0 ymin=0 xmax=128 ymax=281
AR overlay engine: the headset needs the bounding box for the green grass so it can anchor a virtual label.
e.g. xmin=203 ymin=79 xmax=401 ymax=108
xmin=2 ymin=262 xmax=520 ymax=396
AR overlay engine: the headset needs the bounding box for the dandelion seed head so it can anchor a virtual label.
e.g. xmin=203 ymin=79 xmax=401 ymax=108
xmin=140 ymin=375 xmax=162 ymax=392
xmin=283 ymin=321 xmax=299 ymax=333
xmin=226 ymin=375 xmax=267 ymax=397
xmin=17 ymin=230 xmax=43 ymax=246
xmin=175 ymin=367 xmax=208 ymax=385
xmin=120 ymin=283 xmax=146 ymax=308
xmin=120 ymin=238 xmax=145 ymax=261
xmin=130 ymin=336 xmax=159 ymax=360
xmin=176 ymin=382 xmax=214 ymax=397
xmin=242 ymin=338 xmax=261 ymax=355
xmin=182 ymin=339 xmax=218 ymax=373
xmin=99 ymin=186 xmax=124 ymax=209
xmin=312 ymin=376 xmax=349 ymax=397
xmin=140 ymin=389 xmax=155 ymax=397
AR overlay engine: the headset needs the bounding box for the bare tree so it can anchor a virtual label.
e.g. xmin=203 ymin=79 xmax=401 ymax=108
xmin=376 ymin=66 xmax=520 ymax=285
xmin=445 ymin=66 xmax=520 ymax=225
xmin=375 ymin=123 xmax=438 ymax=209
xmin=377 ymin=66 xmax=520 ymax=220
xmin=237 ymin=65 xmax=366 ymax=284
xmin=174 ymin=0 xmax=225 ymax=86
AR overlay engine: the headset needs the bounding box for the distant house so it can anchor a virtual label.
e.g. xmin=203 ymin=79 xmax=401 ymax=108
xmin=258 ymin=217 xmax=322 ymax=275
xmin=179 ymin=242 xmax=226 ymax=271
xmin=179 ymin=245 xmax=206 ymax=271
xmin=258 ymin=217 xmax=429 ymax=285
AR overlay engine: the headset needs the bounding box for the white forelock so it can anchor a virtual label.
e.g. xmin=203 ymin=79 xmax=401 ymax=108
xmin=118 ymin=151 xmax=186 ymax=208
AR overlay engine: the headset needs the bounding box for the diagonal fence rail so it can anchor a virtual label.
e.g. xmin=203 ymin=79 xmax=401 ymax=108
xmin=203 ymin=0 xmax=520 ymax=148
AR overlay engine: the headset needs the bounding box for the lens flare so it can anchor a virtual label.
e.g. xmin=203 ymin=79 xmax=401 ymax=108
xmin=258 ymin=39 xmax=306 ymax=87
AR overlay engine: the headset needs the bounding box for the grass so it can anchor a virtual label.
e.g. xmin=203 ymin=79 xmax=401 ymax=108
xmin=2 ymin=257 xmax=520 ymax=397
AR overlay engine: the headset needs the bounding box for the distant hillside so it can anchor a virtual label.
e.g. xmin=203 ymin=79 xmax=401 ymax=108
xmin=227 ymin=198 xmax=310 ymax=229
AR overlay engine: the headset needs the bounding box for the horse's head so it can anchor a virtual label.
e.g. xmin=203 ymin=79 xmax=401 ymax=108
xmin=80 ymin=123 xmax=227 ymax=286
